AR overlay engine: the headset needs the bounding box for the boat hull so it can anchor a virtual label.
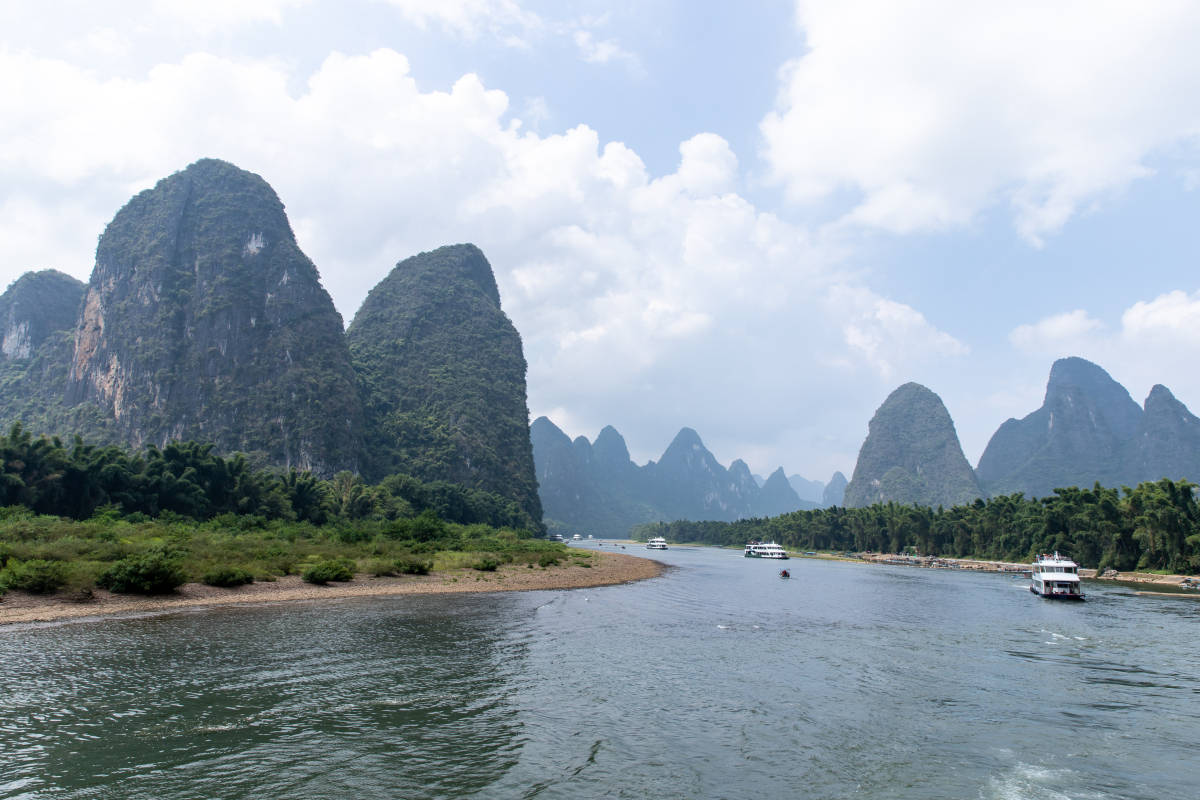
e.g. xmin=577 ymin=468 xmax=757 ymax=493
xmin=1029 ymin=585 xmax=1085 ymax=601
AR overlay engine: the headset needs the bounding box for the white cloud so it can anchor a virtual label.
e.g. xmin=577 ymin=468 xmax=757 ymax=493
xmin=377 ymin=0 xmax=541 ymax=41
xmin=763 ymin=0 xmax=1200 ymax=243
xmin=1120 ymin=290 xmax=1200 ymax=346
xmin=1009 ymin=309 xmax=1104 ymax=354
xmin=572 ymin=29 xmax=640 ymax=71
xmin=0 ymin=42 xmax=970 ymax=482
xmin=828 ymin=285 xmax=968 ymax=378
xmin=150 ymin=0 xmax=310 ymax=31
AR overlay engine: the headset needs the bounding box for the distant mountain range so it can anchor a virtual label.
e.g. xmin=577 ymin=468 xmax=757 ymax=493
xmin=976 ymin=357 xmax=1200 ymax=498
xmin=531 ymin=418 xmax=832 ymax=537
xmin=842 ymin=357 xmax=1200 ymax=508
xmin=0 ymin=159 xmax=541 ymax=524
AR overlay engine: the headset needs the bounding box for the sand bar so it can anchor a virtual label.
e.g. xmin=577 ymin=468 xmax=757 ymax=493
xmin=0 ymin=551 xmax=663 ymax=627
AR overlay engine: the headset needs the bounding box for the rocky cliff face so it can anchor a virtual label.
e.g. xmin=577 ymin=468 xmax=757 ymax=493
xmin=64 ymin=159 xmax=361 ymax=475
xmin=976 ymin=357 xmax=1143 ymax=497
xmin=844 ymin=383 xmax=982 ymax=508
xmin=348 ymin=244 xmax=541 ymax=522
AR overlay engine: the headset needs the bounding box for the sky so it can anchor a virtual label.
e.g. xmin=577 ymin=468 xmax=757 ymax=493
xmin=3 ymin=0 xmax=1200 ymax=484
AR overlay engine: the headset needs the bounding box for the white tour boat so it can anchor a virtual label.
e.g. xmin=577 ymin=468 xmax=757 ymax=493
xmin=1030 ymin=552 xmax=1085 ymax=600
xmin=646 ymin=537 xmax=668 ymax=550
xmin=744 ymin=541 xmax=789 ymax=559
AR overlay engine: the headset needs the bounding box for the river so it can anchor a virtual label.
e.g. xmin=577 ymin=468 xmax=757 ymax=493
xmin=1 ymin=545 xmax=1196 ymax=799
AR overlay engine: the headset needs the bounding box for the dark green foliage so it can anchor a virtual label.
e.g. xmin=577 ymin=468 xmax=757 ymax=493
xmin=0 ymin=559 xmax=68 ymax=594
xmin=472 ymin=557 xmax=499 ymax=572
xmin=637 ymin=478 xmax=1200 ymax=574
xmin=347 ymin=244 xmax=542 ymax=527
xmin=0 ymin=425 xmax=538 ymax=533
xmin=844 ymin=383 xmax=982 ymax=508
xmin=301 ymin=557 xmax=355 ymax=584
xmin=99 ymin=548 xmax=187 ymax=594
xmin=201 ymin=566 xmax=255 ymax=587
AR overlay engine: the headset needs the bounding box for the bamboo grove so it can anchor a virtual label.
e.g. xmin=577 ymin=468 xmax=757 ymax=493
xmin=635 ymin=480 xmax=1200 ymax=574
xmin=0 ymin=424 xmax=539 ymax=531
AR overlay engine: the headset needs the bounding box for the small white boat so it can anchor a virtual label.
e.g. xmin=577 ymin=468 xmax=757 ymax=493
xmin=744 ymin=541 xmax=789 ymax=559
xmin=646 ymin=537 xmax=668 ymax=550
xmin=1030 ymin=552 xmax=1085 ymax=600
xmin=572 ymin=534 xmax=582 ymax=541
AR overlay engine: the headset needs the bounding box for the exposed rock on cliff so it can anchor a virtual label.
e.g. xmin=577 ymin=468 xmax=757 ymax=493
xmin=65 ymin=158 xmax=362 ymax=474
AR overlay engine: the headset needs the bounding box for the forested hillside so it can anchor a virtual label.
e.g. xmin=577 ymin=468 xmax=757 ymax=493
xmin=637 ymin=480 xmax=1200 ymax=574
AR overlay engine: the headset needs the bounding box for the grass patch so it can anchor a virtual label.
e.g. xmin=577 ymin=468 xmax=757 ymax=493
xmin=0 ymin=511 xmax=569 ymax=594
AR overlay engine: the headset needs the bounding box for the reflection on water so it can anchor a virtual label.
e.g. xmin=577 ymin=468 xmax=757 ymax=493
xmin=1 ymin=547 xmax=1196 ymax=799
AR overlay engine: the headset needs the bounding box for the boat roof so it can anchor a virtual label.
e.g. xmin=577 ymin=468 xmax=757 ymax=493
xmin=1033 ymin=552 xmax=1078 ymax=566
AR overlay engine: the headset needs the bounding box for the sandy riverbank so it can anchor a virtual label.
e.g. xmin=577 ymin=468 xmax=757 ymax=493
xmin=0 ymin=551 xmax=664 ymax=627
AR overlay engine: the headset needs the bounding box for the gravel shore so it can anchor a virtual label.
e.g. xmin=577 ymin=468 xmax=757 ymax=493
xmin=0 ymin=551 xmax=664 ymax=626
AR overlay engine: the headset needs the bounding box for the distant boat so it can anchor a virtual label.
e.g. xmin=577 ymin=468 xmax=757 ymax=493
xmin=646 ymin=537 xmax=668 ymax=550
xmin=744 ymin=541 xmax=789 ymax=559
xmin=572 ymin=534 xmax=582 ymax=541
xmin=1030 ymin=552 xmax=1085 ymax=600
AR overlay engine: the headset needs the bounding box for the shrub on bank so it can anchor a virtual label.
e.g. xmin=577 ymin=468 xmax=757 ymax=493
xmin=472 ymin=557 xmax=499 ymax=572
xmin=394 ymin=554 xmax=432 ymax=575
xmin=98 ymin=549 xmax=187 ymax=594
xmin=0 ymin=559 xmax=68 ymax=594
xmin=301 ymin=558 xmax=355 ymax=584
xmin=201 ymin=566 xmax=255 ymax=587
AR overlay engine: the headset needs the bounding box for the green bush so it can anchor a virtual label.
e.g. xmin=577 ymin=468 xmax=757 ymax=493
xmin=98 ymin=550 xmax=187 ymax=594
xmin=0 ymin=559 xmax=69 ymax=594
xmin=201 ymin=566 xmax=255 ymax=587
xmin=395 ymin=555 xmax=432 ymax=575
xmin=538 ymin=553 xmax=561 ymax=568
xmin=366 ymin=558 xmax=397 ymax=577
xmin=472 ymin=557 xmax=500 ymax=572
xmin=301 ymin=558 xmax=355 ymax=584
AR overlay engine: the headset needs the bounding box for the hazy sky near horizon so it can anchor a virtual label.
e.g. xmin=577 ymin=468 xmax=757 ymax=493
xmin=3 ymin=0 xmax=1200 ymax=482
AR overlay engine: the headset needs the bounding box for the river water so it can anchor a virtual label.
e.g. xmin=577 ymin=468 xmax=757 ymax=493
xmin=1 ymin=545 xmax=1197 ymax=799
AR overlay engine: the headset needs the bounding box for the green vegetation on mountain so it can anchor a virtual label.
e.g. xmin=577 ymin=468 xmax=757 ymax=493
xmin=844 ymin=383 xmax=982 ymax=508
xmin=348 ymin=244 xmax=541 ymax=525
xmin=637 ymin=478 xmax=1200 ymax=574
